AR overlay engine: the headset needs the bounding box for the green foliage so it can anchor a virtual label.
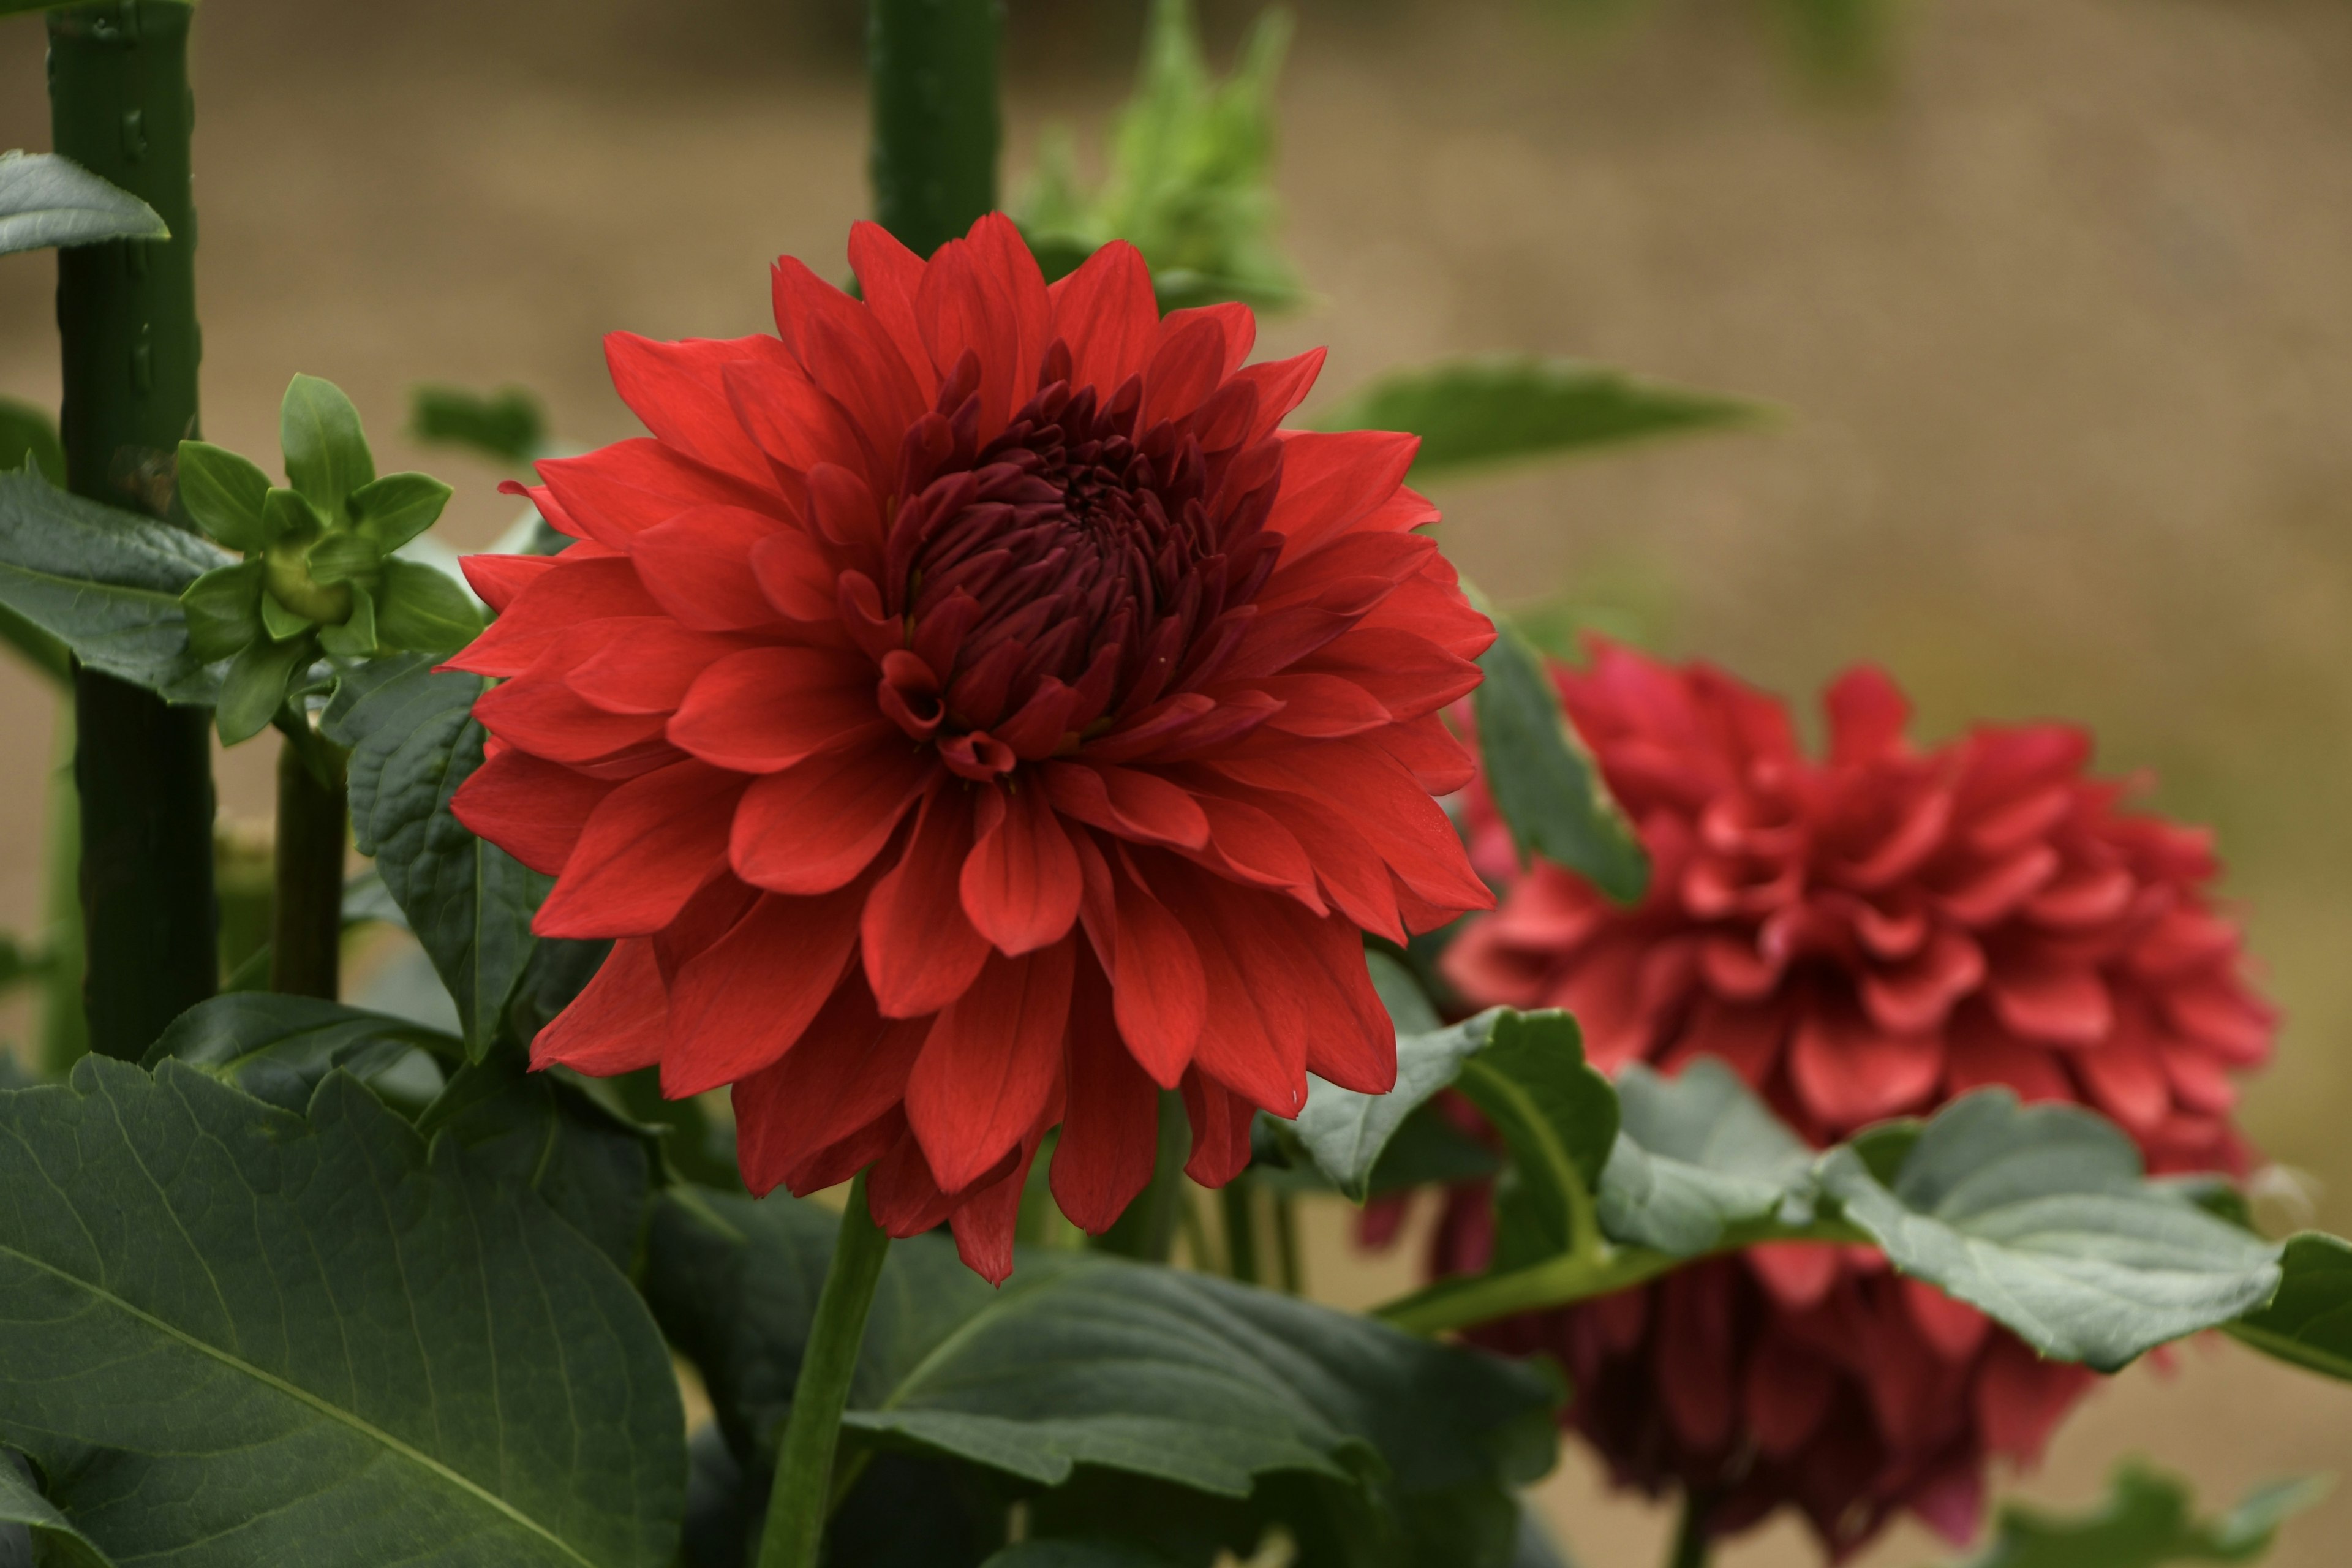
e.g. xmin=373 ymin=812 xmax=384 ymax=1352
xmin=1594 ymin=1058 xmax=1814 ymax=1254
xmin=0 ymin=1454 xmax=114 ymax=1568
xmin=2226 ymin=1232 xmax=2352 ymax=1382
xmin=141 ymin=990 xmax=461 ymax=1110
xmin=1470 ymin=600 xmax=1649 ymax=903
xmin=1951 ymin=1461 xmax=2328 ymax=1568
xmin=648 ymin=1187 xmax=1558 ymax=1567
xmin=174 ymin=375 xmax=475 ymax=741
xmin=326 ymin=655 xmax=546 ymax=1057
xmin=1313 ymin=355 xmax=1759 ymax=479
xmin=0 ymin=149 xmax=167 ymax=255
xmin=410 ymin=383 xmax=548 ymax=469
xmin=0 ymin=396 xmax=65 ymax=486
xmin=1018 ymin=0 xmax=1300 ymax=311
xmin=0 ymin=1056 xmax=685 ymax=1567
xmin=0 ymin=467 xmax=230 ymax=703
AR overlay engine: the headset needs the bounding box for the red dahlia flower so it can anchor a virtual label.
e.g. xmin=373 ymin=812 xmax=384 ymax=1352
xmin=447 ymin=214 xmax=1494 ymax=1281
xmin=1425 ymin=639 xmax=2275 ymax=1556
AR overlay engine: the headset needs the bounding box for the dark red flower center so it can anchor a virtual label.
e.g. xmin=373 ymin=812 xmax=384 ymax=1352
xmin=872 ymin=344 xmax=1286 ymax=778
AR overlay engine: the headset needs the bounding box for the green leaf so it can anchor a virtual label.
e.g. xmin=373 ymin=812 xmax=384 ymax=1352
xmin=304 ymin=528 xmax=382 ymax=584
xmin=984 ymin=1545 xmax=1175 ymax=1568
xmin=1014 ymin=0 xmax=1301 ymax=313
xmin=0 ymin=395 xmax=65 ymax=485
xmin=259 ymin=481 xmax=322 ymax=548
xmin=0 ymin=1055 xmax=685 ymax=1567
xmin=179 ymin=558 xmax=264 ymax=661
xmin=1951 ymin=1460 xmax=2329 ymax=1568
xmin=1294 ymin=1007 xmax=1499 ymax=1204
xmin=418 ymin=1052 xmax=657 ymax=1272
xmin=2226 ymin=1232 xmax=2352 ymax=1382
xmin=279 ymin=372 xmax=375 ymax=514
xmin=141 ymin=991 xmax=462 ymax=1112
xmin=0 ymin=468 xmax=232 ymax=703
xmin=410 ymin=384 xmax=548 ymax=469
xmin=1596 ymin=1058 xmax=1815 ymax=1254
xmin=0 ymin=1453 xmax=116 ymax=1568
xmin=173 ymin=439 xmax=273 ymax=549
xmin=325 ymin=655 xmax=544 ymax=1056
xmin=376 ymin=554 xmax=484 ymax=652
xmin=352 ymin=470 xmax=455 ymax=551
xmin=0 ymin=149 xmax=168 ymax=255
xmin=1312 ymin=355 xmax=1760 ymax=478
xmin=318 ymin=578 xmax=378 ymax=657
xmin=1817 ymin=1091 xmax=2283 ymax=1371
xmin=649 ymin=1188 xmax=1557 ymax=1558
xmin=1471 ymin=605 xmax=1648 ymax=902
xmin=1452 ymin=1011 xmax=1618 ymax=1274
xmin=216 ymin=630 xmax=312 ymax=744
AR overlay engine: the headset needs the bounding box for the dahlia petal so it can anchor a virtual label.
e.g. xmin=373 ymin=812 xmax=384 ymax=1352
xmin=1744 ymin=1332 xmax=1838 ymax=1458
xmin=1042 ymin=761 xmax=1211 ymax=850
xmin=1857 ymin=927 xmax=1985 ymax=1036
xmin=2023 ymin=863 xmax=2136 ymax=928
xmin=918 ymin=238 xmax=1022 ymax=436
xmin=2159 ymin=976 xmax=2274 ymax=1063
xmin=1237 ymin=673 xmax=1390 ymax=739
xmin=949 ymin=1135 xmax=1043 ymax=1286
xmin=1836 ymin=786 xmax=1953 ymax=892
xmin=2158 ymin=1036 xmax=2239 ymax=1115
xmin=1141 ymin=311 xmax=1228 ymax=430
xmin=1789 ymin=1005 xmax=1941 ymax=1131
xmin=960 ymin=782 xmax=1085 ymax=954
xmin=1216 ymin=739 xmax=1492 ymax=915
xmin=459 ymin=552 xmax=559 ymax=614
xmin=1899 ymin=1276 xmax=1991 ymax=1362
xmin=478 ymin=660 xmax=672 ymax=764
xmin=1049 ymin=239 xmax=1158 ymax=396
xmin=1943 ymin=1008 xmax=2073 ymax=1103
xmin=1986 ymin=960 xmax=2112 ymax=1046
xmin=1663 ymin=996 xmax=1785 ymax=1085
xmin=1657 ymin=1272 xmax=1738 ymax=1450
xmin=732 ymin=980 xmax=930 ymax=1193
xmin=964 ymin=213 xmax=1053 ymax=392
xmin=1366 ymin=713 xmax=1479 ymax=796
xmin=862 ymin=786 xmax=992 ymax=1017
xmin=1934 ymin=843 xmax=2061 ymax=926
xmin=720 ymin=355 xmax=872 ymax=490
xmin=451 ymin=748 xmax=616 ymax=876
xmin=665 ymin=883 xmax=867 ymax=1094
xmin=668 ymin=646 xmax=888 ymax=772
xmin=1148 ymin=857 xmax=1321 ymax=1114
xmin=1824 ymin=665 xmax=1911 ymax=766
xmin=1107 ymin=855 xmax=1208 ymax=1087
xmin=535 ymin=760 xmax=745 ymax=938
xmin=566 ymin=618 xmax=750 ymax=715
xmin=1052 ymin=959 xmax=1163 ymax=1232
xmin=446 ymin=556 xmax=661 ymax=679
xmin=1179 ymin=1069 xmax=1257 ymax=1186
xmin=845 ymin=221 xmax=935 ymax=390
xmin=1294 ymin=628 xmax=1482 ymax=722
xmin=784 ymin=1112 xmax=907 ymax=1199
xmin=1242 ymin=788 xmax=1408 ymax=944
xmin=2128 ymin=906 xmax=2239 ymax=979
xmin=529 ymin=938 xmax=665 ymax=1073
xmin=1268 ymin=430 xmax=1420 ymax=559
xmin=906 ymin=941 xmax=1076 ymax=1193
xmin=1746 ymin=1241 xmax=1842 ymax=1310
xmin=535 ymin=440 xmax=785 ymax=554
xmin=631 ymin=504 xmax=794 ymax=631
xmin=604 ymin=331 xmax=787 ymax=489
xmin=1181 ymin=789 xmax=1327 ymax=913
xmin=2071 ymin=1022 xmax=2171 ymax=1134
xmin=867 ymin=1123 xmax=971 ymax=1238
xmin=1231 ymin=348 xmax=1325 ymax=442
xmin=731 ymin=741 xmax=932 ymax=895
xmin=750 ymin=528 xmax=839 ymax=623
xmin=1973 ymin=1335 xmax=2095 ymax=1461
xmin=807 ymin=462 xmax=888 ymax=560
xmin=796 ymin=298 xmax=930 ymax=454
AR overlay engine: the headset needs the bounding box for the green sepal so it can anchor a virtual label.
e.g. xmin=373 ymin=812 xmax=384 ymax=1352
xmin=304 ymin=530 xmax=381 ymax=586
xmin=349 ymin=471 xmax=453 ymax=553
xmin=217 ymin=633 xmax=314 ymax=745
xmin=317 ymin=582 xmax=377 ymax=658
xmin=173 ymin=440 xmax=273 ymax=550
xmin=179 ymin=560 xmax=265 ymax=663
xmin=374 ymin=557 xmax=481 ymax=654
xmin=259 ymin=485 xmax=323 ymax=547
xmin=258 ymin=589 xmax=313 ymax=643
xmin=278 ymin=374 xmax=375 ymax=516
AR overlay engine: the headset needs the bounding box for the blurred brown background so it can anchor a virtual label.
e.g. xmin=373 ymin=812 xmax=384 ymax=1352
xmin=3 ymin=0 xmax=2350 ymax=1561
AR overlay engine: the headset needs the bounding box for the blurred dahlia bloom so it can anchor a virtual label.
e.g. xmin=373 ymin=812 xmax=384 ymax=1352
xmin=1425 ymin=638 xmax=2275 ymax=1555
xmin=449 ymin=215 xmax=1493 ymax=1281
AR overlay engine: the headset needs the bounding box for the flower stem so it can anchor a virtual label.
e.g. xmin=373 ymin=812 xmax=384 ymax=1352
xmin=1220 ymin=1180 xmax=1261 ymax=1284
xmin=1271 ymin=1193 xmax=1303 ymax=1295
xmin=50 ymin=1 xmax=219 ymax=1058
xmin=1667 ymin=1491 xmax=1714 ymax=1568
xmin=867 ymin=0 xmax=1001 ymax=256
xmin=268 ymin=728 xmax=347 ymax=999
xmin=756 ymin=1175 xmax=892 ymax=1568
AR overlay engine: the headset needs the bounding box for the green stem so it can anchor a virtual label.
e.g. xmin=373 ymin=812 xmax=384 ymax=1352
xmin=868 ymin=0 xmax=1001 ymax=256
xmin=1092 ymin=1089 xmax=1190 ymax=1262
xmin=36 ymin=706 xmax=87 ymax=1075
xmin=268 ymin=728 xmax=347 ymax=999
xmin=50 ymin=0 xmax=218 ymax=1059
xmin=1271 ymin=1193 xmax=1302 ymax=1295
xmin=756 ymin=1175 xmax=891 ymax=1568
xmin=1220 ymin=1180 xmax=1261 ymax=1285
xmin=1667 ymin=1491 xmax=1714 ymax=1568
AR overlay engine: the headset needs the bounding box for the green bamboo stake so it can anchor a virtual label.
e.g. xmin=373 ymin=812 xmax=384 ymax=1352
xmin=268 ymin=733 xmax=346 ymax=999
xmin=49 ymin=0 xmax=219 ymax=1058
xmin=869 ymin=0 xmax=1003 ymax=256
